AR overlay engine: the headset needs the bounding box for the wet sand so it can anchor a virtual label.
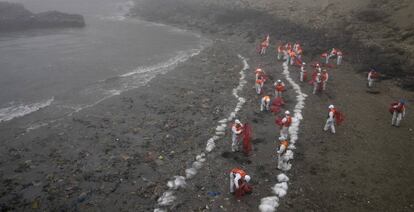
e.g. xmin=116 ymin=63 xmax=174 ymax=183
xmin=0 ymin=37 xmax=254 ymax=210
xmin=1 ymin=0 xmax=414 ymax=211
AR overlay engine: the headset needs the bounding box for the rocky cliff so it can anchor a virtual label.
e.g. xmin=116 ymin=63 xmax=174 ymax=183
xmin=0 ymin=2 xmax=85 ymax=32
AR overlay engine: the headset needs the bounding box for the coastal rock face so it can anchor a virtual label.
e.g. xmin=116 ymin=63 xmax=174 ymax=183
xmin=0 ymin=2 xmax=85 ymax=31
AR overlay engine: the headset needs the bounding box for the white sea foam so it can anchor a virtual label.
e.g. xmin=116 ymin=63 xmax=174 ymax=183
xmin=71 ymin=44 xmax=210 ymax=117
xmin=100 ymin=15 xmax=127 ymax=21
xmin=25 ymin=122 xmax=49 ymax=132
xmin=120 ymin=49 xmax=202 ymax=78
xmin=105 ymin=89 xmax=122 ymax=96
xmin=0 ymin=97 xmax=54 ymax=123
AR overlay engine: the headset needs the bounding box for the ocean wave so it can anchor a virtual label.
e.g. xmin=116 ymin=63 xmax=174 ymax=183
xmin=120 ymin=49 xmax=203 ymax=78
xmin=0 ymin=97 xmax=54 ymax=122
xmin=100 ymin=15 xmax=127 ymax=21
xmin=73 ymin=48 xmax=206 ymax=113
xmin=105 ymin=89 xmax=122 ymax=96
xmin=26 ymin=122 xmax=49 ymax=132
xmin=18 ymin=50 xmax=197 ymax=129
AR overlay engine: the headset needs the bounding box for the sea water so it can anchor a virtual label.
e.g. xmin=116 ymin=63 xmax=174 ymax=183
xmin=0 ymin=0 xmax=209 ymax=128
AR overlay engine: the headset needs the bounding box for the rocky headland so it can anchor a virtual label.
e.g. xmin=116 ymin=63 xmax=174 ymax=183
xmin=0 ymin=2 xmax=85 ymax=32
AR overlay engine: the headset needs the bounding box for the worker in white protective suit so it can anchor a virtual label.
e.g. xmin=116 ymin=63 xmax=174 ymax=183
xmin=274 ymin=80 xmax=285 ymax=98
xmin=300 ymin=62 xmax=307 ymax=82
xmin=277 ymin=136 xmax=289 ymax=170
xmin=367 ymin=68 xmax=378 ymax=88
xmin=321 ymin=69 xmax=329 ymax=91
xmin=324 ymin=105 xmax=336 ymax=134
xmin=313 ymin=73 xmax=322 ymax=94
xmin=229 ymin=168 xmax=251 ymax=193
xmin=391 ymin=100 xmax=406 ymax=127
xmin=231 ymin=119 xmax=243 ymax=152
xmin=280 ymin=111 xmax=292 ymax=139
xmin=260 ymin=95 xmax=271 ymax=111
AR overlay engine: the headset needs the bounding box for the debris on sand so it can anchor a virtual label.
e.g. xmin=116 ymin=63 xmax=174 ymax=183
xmin=259 ymin=196 xmax=279 ymax=212
xmin=157 ymin=191 xmax=176 ymax=206
xmin=167 ymin=176 xmax=187 ymax=190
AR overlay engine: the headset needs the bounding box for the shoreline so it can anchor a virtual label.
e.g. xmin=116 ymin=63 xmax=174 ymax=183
xmin=0 ymin=1 xmax=413 ymax=211
xmin=0 ymin=34 xmax=256 ymax=210
xmin=0 ymin=17 xmax=210 ymax=135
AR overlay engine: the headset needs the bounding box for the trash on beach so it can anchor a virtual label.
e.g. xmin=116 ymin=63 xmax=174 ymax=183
xmin=207 ymin=191 xmax=221 ymax=197
xmin=31 ymin=200 xmax=39 ymax=209
xmin=167 ymin=176 xmax=186 ymax=190
xmin=144 ymin=152 xmax=156 ymax=162
xmin=120 ymin=153 xmax=130 ymax=160
xmin=77 ymin=192 xmax=88 ymax=203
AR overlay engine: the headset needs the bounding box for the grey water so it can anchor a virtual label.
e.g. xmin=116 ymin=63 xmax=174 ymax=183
xmin=0 ymin=0 xmax=208 ymax=127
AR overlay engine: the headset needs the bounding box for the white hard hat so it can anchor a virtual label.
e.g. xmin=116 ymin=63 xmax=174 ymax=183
xmin=235 ymin=119 xmax=241 ymax=124
xmin=244 ymin=175 xmax=251 ymax=182
xmin=277 ymin=79 xmax=282 ymax=83
xmin=279 ymin=136 xmax=286 ymax=141
xmin=257 ymin=68 xmax=262 ymax=71
xmin=302 ymin=62 xmax=306 ymax=65
xmin=285 ymin=110 xmax=290 ymax=115
xmin=328 ymin=105 xmax=334 ymax=109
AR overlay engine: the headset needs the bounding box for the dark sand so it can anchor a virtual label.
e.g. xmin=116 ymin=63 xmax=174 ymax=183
xmin=1 ymin=0 xmax=414 ymax=211
xmin=0 ymin=38 xmax=251 ymax=210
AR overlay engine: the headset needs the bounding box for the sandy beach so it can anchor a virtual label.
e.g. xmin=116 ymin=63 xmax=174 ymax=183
xmin=1 ymin=0 xmax=414 ymax=211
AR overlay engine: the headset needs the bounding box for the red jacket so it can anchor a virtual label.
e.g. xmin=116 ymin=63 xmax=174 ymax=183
xmin=231 ymin=168 xmax=247 ymax=177
xmin=282 ymin=116 xmax=292 ymax=127
xmin=275 ymin=83 xmax=285 ymax=92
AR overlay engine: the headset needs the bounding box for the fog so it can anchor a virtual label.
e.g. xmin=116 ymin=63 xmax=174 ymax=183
xmin=6 ymin=0 xmax=127 ymax=16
